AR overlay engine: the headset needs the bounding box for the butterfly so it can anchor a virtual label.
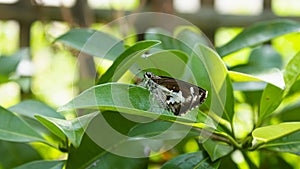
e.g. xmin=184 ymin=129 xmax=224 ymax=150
xmin=142 ymin=72 xmax=208 ymax=115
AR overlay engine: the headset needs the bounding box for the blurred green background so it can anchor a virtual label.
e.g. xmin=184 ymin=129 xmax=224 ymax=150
xmin=1 ymin=0 xmax=300 ymax=108
xmin=1 ymin=0 xmax=300 ymax=168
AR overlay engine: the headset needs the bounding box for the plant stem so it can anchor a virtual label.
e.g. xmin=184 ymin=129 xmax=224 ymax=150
xmin=207 ymin=111 xmax=232 ymax=133
xmin=194 ymin=128 xmax=242 ymax=149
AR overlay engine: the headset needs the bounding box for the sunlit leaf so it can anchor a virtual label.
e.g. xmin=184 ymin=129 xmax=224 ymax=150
xmin=252 ymin=122 xmax=300 ymax=145
xmin=229 ymin=70 xmax=285 ymax=90
xmin=161 ymin=151 xmax=220 ymax=169
xmin=217 ymin=19 xmax=300 ymax=57
xmin=259 ymin=84 xmax=284 ymax=121
xmin=283 ymin=51 xmax=300 ymax=96
xmin=192 ymin=44 xmax=234 ymax=124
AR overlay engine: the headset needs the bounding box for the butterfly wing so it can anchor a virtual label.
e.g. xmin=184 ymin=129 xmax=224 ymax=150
xmin=149 ymin=74 xmax=208 ymax=115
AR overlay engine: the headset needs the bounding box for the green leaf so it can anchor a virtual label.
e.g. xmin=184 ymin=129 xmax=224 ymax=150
xmin=59 ymin=83 xmax=149 ymax=112
xmin=259 ymin=151 xmax=294 ymax=169
xmin=219 ymin=155 xmax=239 ymax=169
xmin=9 ymin=100 xmax=64 ymax=119
xmin=97 ymin=40 xmax=160 ymax=84
xmin=161 ymin=151 xmax=220 ymax=169
xmin=35 ymin=112 xmax=98 ymax=148
xmin=283 ymin=51 xmax=300 ymax=96
xmin=229 ymin=70 xmax=285 ymax=91
xmin=58 ymin=83 xmax=198 ymax=122
xmin=145 ymin=28 xmax=173 ymax=51
xmin=0 ymin=106 xmax=44 ymax=143
xmin=276 ymin=101 xmax=300 ymax=122
xmin=0 ymin=48 xmax=23 ymax=75
xmin=66 ymin=134 xmax=148 ymax=169
xmin=56 ymin=28 xmax=125 ymax=60
xmin=14 ymin=160 xmax=65 ymax=169
xmin=192 ymin=44 xmax=234 ymax=124
xmin=145 ymin=28 xmax=192 ymax=53
xmin=217 ymin=19 xmax=300 ymax=57
xmin=127 ymin=121 xmax=204 ymax=152
xmin=129 ymin=121 xmax=200 ymax=138
xmin=262 ymin=130 xmax=300 ymax=155
xmin=252 ymin=122 xmax=300 ymax=145
xmin=9 ymin=100 xmax=65 ymax=147
xmin=174 ymin=26 xmax=213 ymax=50
xmin=230 ymin=45 xmax=282 ymax=74
xmin=259 ymin=84 xmax=284 ymax=121
xmin=229 ymin=70 xmax=267 ymax=91
xmin=203 ymin=139 xmax=234 ymax=161
xmin=0 ymin=141 xmax=42 ymax=168
xmin=136 ymin=50 xmax=189 ymax=79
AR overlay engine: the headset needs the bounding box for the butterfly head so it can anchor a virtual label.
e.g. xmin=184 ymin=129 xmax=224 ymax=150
xmin=144 ymin=72 xmax=154 ymax=79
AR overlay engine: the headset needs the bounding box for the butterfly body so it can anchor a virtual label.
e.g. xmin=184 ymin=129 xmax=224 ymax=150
xmin=143 ymin=72 xmax=208 ymax=115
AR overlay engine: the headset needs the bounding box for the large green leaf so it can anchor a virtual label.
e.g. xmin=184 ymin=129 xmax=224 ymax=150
xmin=283 ymin=51 xmax=300 ymax=96
xmin=217 ymin=19 xmax=300 ymax=57
xmin=56 ymin=28 xmax=125 ymax=60
xmin=203 ymin=139 xmax=233 ymax=161
xmin=252 ymin=122 xmax=300 ymax=147
xmin=161 ymin=151 xmax=220 ymax=169
xmin=9 ymin=100 xmax=64 ymax=119
xmin=14 ymin=160 xmax=65 ymax=169
xmin=262 ymin=130 xmax=300 ymax=155
xmin=35 ymin=112 xmax=98 ymax=148
xmin=8 ymin=100 xmax=65 ymax=147
xmin=192 ymin=44 xmax=234 ymax=124
xmin=59 ymin=83 xmax=199 ymax=123
xmin=0 ymin=141 xmax=42 ymax=168
xmin=97 ymin=40 xmax=160 ymax=84
xmin=66 ymin=133 xmax=148 ymax=169
xmin=0 ymin=106 xmax=44 ymax=143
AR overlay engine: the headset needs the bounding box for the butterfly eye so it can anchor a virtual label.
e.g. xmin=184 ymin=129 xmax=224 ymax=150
xmin=144 ymin=72 xmax=153 ymax=78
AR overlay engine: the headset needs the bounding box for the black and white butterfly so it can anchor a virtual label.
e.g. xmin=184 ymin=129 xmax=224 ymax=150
xmin=142 ymin=72 xmax=208 ymax=116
